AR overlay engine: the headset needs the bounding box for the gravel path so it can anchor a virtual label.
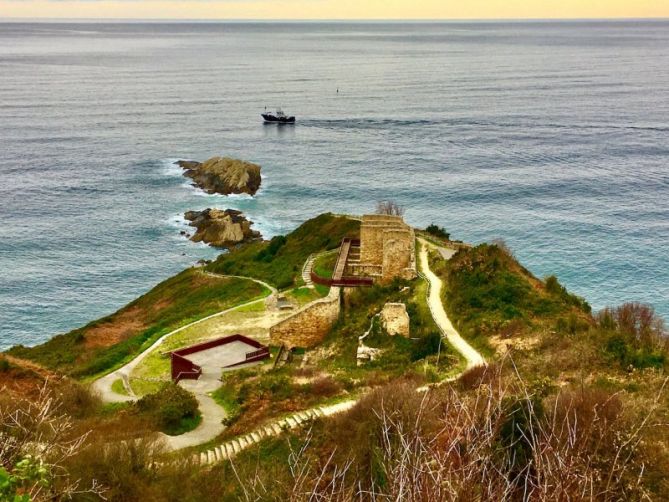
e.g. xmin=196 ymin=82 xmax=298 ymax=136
xmin=92 ymin=244 xmax=484 ymax=456
xmin=418 ymin=238 xmax=485 ymax=370
xmin=91 ymin=272 xmax=277 ymax=450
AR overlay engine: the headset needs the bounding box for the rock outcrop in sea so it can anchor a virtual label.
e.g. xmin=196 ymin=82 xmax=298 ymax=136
xmin=176 ymin=157 xmax=261 ymax=196
xmin=184 ymin=209 xmax=261 ymax=248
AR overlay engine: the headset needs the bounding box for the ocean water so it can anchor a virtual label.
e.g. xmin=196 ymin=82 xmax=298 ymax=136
xmin=0 ymin=21 xmax=668 ymax=350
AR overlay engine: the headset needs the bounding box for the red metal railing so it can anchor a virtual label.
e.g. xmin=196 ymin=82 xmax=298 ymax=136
xmin=310 ymin=237 xmax=373 ymax=287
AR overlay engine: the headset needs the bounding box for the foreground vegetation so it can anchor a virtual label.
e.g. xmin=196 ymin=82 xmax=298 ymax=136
xmin=2 ymin=215 xmax=668 ymax=501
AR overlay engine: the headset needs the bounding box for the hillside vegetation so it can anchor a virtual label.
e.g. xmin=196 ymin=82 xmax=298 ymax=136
xmin=206 ymin=213 xmax=360 ymax=289
xmin=431 ymin=243 xmax=591 ymax=353
xmin=8 ymin=270 xmax=267 ymax=377
xmin=3 ymin=217 xmax=669 ymax=501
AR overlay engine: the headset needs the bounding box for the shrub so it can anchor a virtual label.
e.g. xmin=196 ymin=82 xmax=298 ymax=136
xmin=375 ymin=200 xmax=404 ymax=217
xmin=0 ymin=357 xmax=10 ymax=372
xmin=425 ymin=224 xmax=450 ymax=240
xmin=308 ymin=377 xmax=341 ymax=398
xmin=136 ymin=382 xmax=200 ymax=435
xmin=598 ymin=302 xmax=668 ymax=369
xmin=410 ymin=331 xmax=442 ymax=361
xmin=458 ymin=364 xmax=497 ymax=390
xmin=255 ymin=235 xmax=287 ymax=262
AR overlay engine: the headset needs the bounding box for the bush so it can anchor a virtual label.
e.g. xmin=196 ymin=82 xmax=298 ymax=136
xmin=598 ymin=302 xmax=668 ymax=369
xmin=425 ymin=224 xmax=450 ymax=240
xmin=0 ymin=357 xmax=10 ymax=372
xmin=255 ymin=235 xmax=287 ymax=262
xmin=308 ymin=377 xmax=341 ymax=398
xmin=544 ymin=275 xmax=591 ymax=313
xmin=136 ymin=382 xmax=200 ymax=435
xmin=410 ymin=331 xmax=442 ymax=361
xmin=458 ymin=364 xmax=498 ymax=390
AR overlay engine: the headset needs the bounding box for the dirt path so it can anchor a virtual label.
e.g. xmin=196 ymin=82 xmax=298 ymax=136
xmin=93 ymin=244 xmax=484 ymax=455
xmin=418 ymin=238 xmax=485 ymax=370
xmin=194 ymin=239 xmax=486 ymax=464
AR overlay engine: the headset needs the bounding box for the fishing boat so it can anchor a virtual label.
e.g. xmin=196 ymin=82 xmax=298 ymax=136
xmin=261 ymin=108 xmax=295 ymax=124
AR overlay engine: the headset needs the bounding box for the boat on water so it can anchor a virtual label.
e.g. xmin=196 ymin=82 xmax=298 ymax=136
xmin=262 ymin=108 xmax=295 ymax=124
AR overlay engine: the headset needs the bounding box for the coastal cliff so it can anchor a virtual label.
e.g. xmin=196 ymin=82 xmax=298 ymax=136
xmin=177 ymin=157 xmax=262 ymax=196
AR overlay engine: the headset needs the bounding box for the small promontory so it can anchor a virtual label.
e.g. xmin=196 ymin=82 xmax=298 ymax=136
xmin=177 ymin=157 xmax=262 ymax=196
xmin=184 ymin=208 xmax=261 ymax=248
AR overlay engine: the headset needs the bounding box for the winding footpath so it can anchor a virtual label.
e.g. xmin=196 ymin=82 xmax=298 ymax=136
xmin=193 ymin=239 xmax=485 ymax=465
xmin=91 ymin=271 xmax=277 ymax=450
xmin=94 ymin=244 xmax=485 ymax=460
xmin=418 ymin=238 xmax=485 ymax=370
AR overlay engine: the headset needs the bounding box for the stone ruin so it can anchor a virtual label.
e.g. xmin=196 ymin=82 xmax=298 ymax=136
xmin=380 ymin=303 xmax=410 ymax=338
xmin=347 ymin=214 xmax=417 ymax=284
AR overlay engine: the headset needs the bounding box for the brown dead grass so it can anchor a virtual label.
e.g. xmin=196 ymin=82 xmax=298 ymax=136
xmin=0 ymin=356 xmax=54 ymax=399
xmin=83 ymin=305 xmax=147 ymax=349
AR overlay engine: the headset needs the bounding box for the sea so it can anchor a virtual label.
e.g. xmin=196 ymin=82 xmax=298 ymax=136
xmin=1 ymin=20 xmax=668 ymax=350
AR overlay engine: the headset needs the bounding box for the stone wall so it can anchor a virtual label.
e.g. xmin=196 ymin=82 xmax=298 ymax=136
xmin=381 ymin=228 xmax=416 ymax=282
xmin=359 ymin=215 xmax=406 ymax=265
xmin=269 ymin=287 xmax=341 ymax=348
xmin=355 ymin=214 xmax=416 ymax=283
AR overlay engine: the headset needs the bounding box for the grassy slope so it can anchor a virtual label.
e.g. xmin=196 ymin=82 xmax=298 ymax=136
xmin=205 ymin=213 xmax=360 ymax=289
xmin=430 ymin=242 xmax=669 ymax=496
xmin=8 ymin=270 xmax=267 ymax=378
xmin=431 ymin=244 xmax=591 ymax=355
xmin=6 ymin=213 xmax=358 ymax=378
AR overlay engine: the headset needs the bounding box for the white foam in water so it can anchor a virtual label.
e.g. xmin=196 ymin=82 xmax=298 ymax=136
xmin=161 ymin=158 xmax=184 ymax=176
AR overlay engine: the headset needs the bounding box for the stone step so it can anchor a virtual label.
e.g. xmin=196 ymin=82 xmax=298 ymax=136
xmin=200 ymin=452 xmax=207 ymax=465
xmin=238 ymin=436 xmax=249 ymax=449
xmin=207 ymin=450 xmax=214 ymax=464
xmin=223 ymin=442 xmax=233 ymax=458
xmin=286 ymin=416 xmax=298 ymax=427
xmin=215 ymin=446 xmax=224 ymax=461
xmin=251 ymin=431 xmax=262 ymax=442
xmin=230 ymin=439 xmax=241 ymax=454
xmin=271 ymin=423 xmax=283 ymax=435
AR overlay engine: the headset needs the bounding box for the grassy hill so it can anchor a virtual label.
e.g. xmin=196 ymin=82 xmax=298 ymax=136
xmin=7 ymin=270 xmax=267 ymax=378
xmin=205 ymin=213 xmax=360 ymax=289
xmin=4 ymin=217 xmax=669 ymax=500
xmin=5 ymin=213 xmax=359 ymax=378
xmin=431 ymin=242 xmax=592 ymax=355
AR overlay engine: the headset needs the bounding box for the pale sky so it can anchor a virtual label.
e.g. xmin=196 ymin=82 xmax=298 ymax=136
xmin=1 ymin=0 xmax=668 ymax=20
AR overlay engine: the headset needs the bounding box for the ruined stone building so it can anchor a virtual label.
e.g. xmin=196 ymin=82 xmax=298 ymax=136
xmin=347 ymin=214 xmax=417 ymax=283
xmin=269 ymin=214 xmax=417 ymax=349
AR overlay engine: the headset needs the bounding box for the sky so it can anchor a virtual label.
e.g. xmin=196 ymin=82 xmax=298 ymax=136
xmin=0 ymin=0 xmax=667 ymax=20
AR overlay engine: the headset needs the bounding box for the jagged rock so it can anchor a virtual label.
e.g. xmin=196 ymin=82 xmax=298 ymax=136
xmin=380 ymin=303 xmax=410 ymax=337
xmin=176 ymin=157 xmax=261 ymax=196
xmin=184 ymin=209 xmax=261 ymax=248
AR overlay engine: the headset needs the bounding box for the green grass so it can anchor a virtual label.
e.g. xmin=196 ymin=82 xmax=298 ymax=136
xmin=434 ymin=243 xmax=590 ymax=350
xmin=313 ymin=252 xmax=338 ymax=280
xmin=111 ymin=378 xmax=129 ymax=396
xmin=286 ymin=287 xmax=323 ymax=305
xmin=211 ymin=382 xmax=242 ymax=424
xmin=206 ymin=213 xmax=360 ymax=290
xmin=7 ymin=271 xmax=268 ymax=378
xmin=164 ymin=414 xmax=202 ymax=436
xmin=129 ymin=378 xmax=164 ymax=397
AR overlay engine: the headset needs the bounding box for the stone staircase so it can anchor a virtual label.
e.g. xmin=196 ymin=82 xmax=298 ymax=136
xmin=193 ymin=400 xmax=356 ymax=466
xmin=301 ymin=254 xmax=316 ymax=288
